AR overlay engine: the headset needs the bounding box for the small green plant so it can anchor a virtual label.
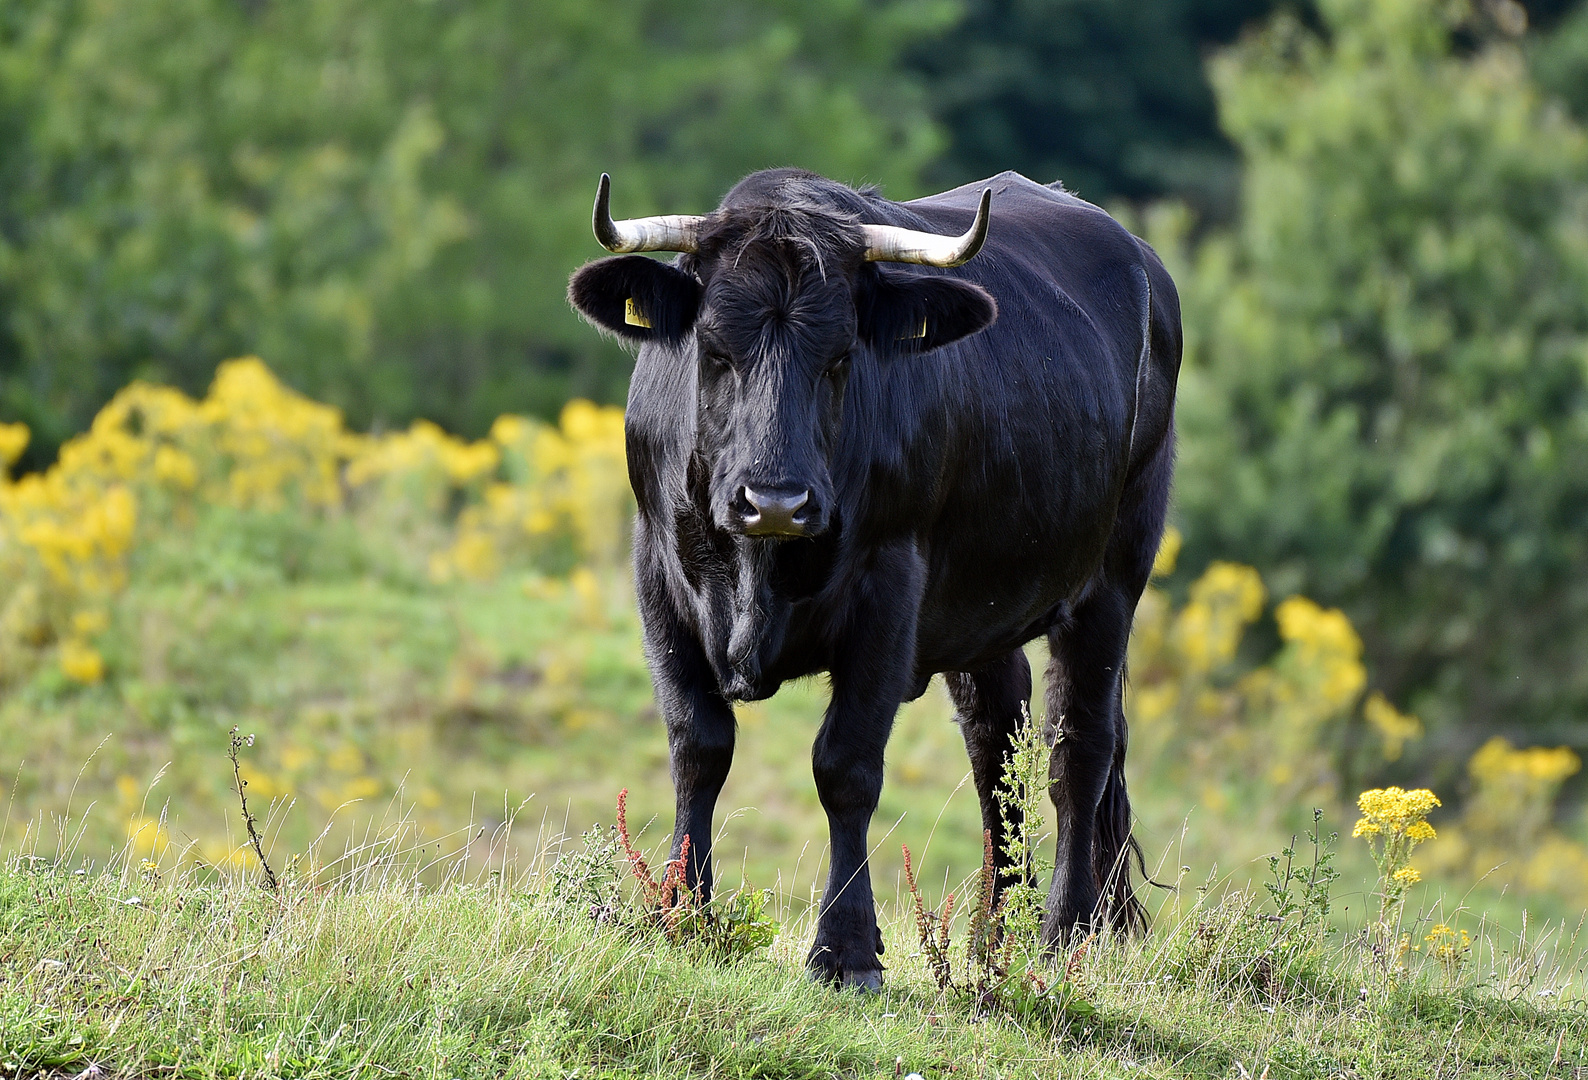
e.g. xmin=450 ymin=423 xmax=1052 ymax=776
xmin=903 ymin=704 xmax=1095 ymax=1022
xmin=227 ymin=726 xmax=277 ymax=891
xmin=1263 ymin=808 xmax=1340 ymax=942
xmin=548 ymin=822 xmax=622 ymax=922
xmin=1165 ymin=811 xmax=1343 ymax=1005
xmin=548 ymin=788 xmax=778 ymax=961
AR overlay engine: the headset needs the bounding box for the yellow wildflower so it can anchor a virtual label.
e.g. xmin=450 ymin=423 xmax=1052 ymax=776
xmin=1275 ymin=596 xmax=1366 ymax=709
xmin=1151 ymin=527 xmax=1181 ymax=578
xmin=0 ymin=422 xmax=29 ymax=468
xmin=1469 ymin=737 xmax=1580 ymax=786
xmin=152 ymin=445 xmax=199 ymax=489
xmin=71 ymin=610 xmax=109 ymax=636
xmin=1356 ymin=786 xmax=1441 ymax=832
xmin=1172 ymin=561 xmax=1265 ymax=673
xmin=1355 ymin=786 xmax=1440 ymax=923
xmin=1364 ymin=691 xmax=1423 ymax=761
xmin=125 ymin=814 xmax=170 ymax=858
xmin=59 ymin=638 xmax=105 ymax=684
xmin=1424 ymin=923 xmax=1472 ymax=979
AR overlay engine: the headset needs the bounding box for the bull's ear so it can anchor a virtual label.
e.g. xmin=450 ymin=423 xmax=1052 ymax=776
xmin=856 ymin=269 xmax=997 ymax=354
xmin=568 ymin=255 xmax=701 ymax=344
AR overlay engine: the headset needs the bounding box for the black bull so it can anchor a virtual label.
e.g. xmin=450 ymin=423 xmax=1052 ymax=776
xmin=569 ymin=168 xmax=1182 ymax=989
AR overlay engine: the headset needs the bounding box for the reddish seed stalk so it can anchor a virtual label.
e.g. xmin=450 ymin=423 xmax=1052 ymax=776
xmin=1066 ymin=930 xmax=1096 ymax=986
xmin=616 ymin=789 xmax=697 ymax=929
xmin=969 ymin=829 xmax=999 ymax=974
xmin=617 ymin=788 xmax=663 ymax=907
xmin=660 ymin=834 xmax=694 ymax=938
xmin=903 ymin=842 xmax=954 ymax=989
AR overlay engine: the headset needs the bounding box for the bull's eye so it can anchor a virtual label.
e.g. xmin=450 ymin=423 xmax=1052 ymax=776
xmin=825 ymin=355 xmax=850 ymax=380
xmin=703 ymin=350 xmax=732 ymax=372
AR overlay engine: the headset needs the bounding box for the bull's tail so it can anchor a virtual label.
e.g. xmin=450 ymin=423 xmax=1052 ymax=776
xmin=1093 ymin=724 xmax=1148 ymax=935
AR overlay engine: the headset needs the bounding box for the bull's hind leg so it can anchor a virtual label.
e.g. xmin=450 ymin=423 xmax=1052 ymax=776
xmin=945 ymin=649 xmax=1033 ymax=895
xmin=1041 ymin=585 xmax=1146 ymax=945
xmin=1042 ymin=429 xmax=1169 ymax=946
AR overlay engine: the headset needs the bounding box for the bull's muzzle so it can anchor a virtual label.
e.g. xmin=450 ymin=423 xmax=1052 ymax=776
xmin=739 ymin=486 xmax=819 ymax=538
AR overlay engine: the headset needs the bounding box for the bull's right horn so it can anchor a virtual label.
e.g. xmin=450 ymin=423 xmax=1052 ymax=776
xmin=860 ymin=188 xmax=991 ymax=267
xmin=593 ymin=173 xmax=705 ymax=254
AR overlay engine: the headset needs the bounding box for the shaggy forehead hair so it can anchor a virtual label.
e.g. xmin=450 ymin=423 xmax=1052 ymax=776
xmin=691 ymin=195 xmax=865 ymax=287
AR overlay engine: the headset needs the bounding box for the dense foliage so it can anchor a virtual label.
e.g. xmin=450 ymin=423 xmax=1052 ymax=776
xmin=1168 ymin=0 xmax=1588 ymax=768
xmin=0 ymin=0 xmax=948 ymax=464
xmin=909 ymin=0 xmax=1279 ymax=211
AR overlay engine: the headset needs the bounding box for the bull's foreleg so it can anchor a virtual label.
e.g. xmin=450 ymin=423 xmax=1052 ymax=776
xmin=1041 ymin=586 xmax=1132 ymax=946
xmin=945 ymin=648 xmax=1034 ymax=898
xmin=638 ymin=566 xmax=735 ymax=902
xmin=807 ymin=544 xmax=923 ymax=991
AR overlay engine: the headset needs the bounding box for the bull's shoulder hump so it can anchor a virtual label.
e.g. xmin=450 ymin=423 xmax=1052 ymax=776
xmin=905 ymin=171 xmax=1108 ymax=218
xmin=901 ymin=173 xmax=1136 ymax=259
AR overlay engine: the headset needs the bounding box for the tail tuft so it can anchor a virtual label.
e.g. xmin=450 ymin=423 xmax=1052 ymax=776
xmin=1092 ymin=749 xmax=1148 ymax=935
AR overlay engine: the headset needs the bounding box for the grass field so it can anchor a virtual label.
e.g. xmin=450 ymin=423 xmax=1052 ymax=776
xmin=3 ymin=823 xmax=1585 ymax=1080
xmin=7 ymin=548 xmax=1583 ymax=933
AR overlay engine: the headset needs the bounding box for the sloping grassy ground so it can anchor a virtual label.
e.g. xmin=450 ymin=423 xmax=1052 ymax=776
xmin=6 ymin=531 xmax=1583 ymax=932
xmin=2 ymin=847 xmax=1585 ymax=1080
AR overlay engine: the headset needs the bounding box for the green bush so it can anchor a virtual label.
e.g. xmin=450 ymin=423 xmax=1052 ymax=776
xmin=1166 ymin=0 xmax=1588 ymax=764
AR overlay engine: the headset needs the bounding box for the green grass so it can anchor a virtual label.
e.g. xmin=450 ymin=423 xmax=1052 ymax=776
xmin=5 ymin=547 xmax=1580 ymax=932
xmin=4 ymin=505 xmax=1588 ymax=1077
xmin=3 ymin=835 xmax=1585 ymax=1080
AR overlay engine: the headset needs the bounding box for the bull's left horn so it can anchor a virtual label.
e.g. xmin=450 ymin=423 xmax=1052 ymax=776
xmin=593 ymin=173 xmax=705 ymax=254
xmin=860 ymin=188 xmax=991 ymax=267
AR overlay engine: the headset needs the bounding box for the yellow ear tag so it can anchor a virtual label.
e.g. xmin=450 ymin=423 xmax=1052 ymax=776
xmin=624 ymin=298 xmax=652 ymax=329
xmin=898 ymin=317 xmax=927 ymax=341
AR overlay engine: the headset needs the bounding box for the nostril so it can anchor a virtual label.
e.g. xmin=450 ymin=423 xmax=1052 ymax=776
xmin=739 ymin=486 xmax=815 ymax=536
xmin=744 ymin=487 xmax=810 ymax=516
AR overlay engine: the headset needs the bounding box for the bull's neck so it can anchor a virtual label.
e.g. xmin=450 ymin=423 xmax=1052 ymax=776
xmin=726 ymin=537 xmax=783 ymax=676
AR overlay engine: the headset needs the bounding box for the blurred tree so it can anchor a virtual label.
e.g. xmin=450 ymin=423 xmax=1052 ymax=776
xmin=909 ymin=0 xmax=1285 ymax=213
xmin=909 ymin=0 xmax=1581 ymax=215
xmin=0 ymin=0 xmax=951 ymax=464
xmin=1532 ymin=0 xmax=1588 ymax=112
xmin=1165 ymin=0 xmax=1588 ymax=772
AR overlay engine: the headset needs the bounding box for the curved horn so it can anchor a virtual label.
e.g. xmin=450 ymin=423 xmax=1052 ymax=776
xmin=592 ymin=173 xmax=704 ymax=254
xmin=860 ymin=188 xmax=991 ymax=267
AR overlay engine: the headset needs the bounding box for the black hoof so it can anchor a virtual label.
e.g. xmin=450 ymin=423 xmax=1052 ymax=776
xmin=1041 ymin=906 xmax=1101 ymax=952
xmin=807 ymin=940 xmax=885 ymax=992
xmin=806 ymin=963 xmax=884 ymax=993
xmin=842 ymin=968 xmax=884 ymax=993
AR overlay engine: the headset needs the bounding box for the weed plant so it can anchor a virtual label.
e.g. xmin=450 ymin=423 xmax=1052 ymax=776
xmin=902 ymin=703 xmax=1095 ymax=1023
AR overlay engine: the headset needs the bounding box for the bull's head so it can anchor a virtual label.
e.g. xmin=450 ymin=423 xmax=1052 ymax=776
xmin=568 ymin=172 xmax=996 ymax=540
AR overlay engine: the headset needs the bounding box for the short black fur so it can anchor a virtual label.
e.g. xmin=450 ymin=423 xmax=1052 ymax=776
xmin=568 ymin=168 xmax=1182 ymax=989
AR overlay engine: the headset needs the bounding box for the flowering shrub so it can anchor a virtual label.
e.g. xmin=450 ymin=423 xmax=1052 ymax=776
xmin=430 ymin=403 xmax=629 ymax=582
xmin=0 ymin=358 xmax=631 ymax=688
xmin=1424 ymin=738 xmax=1588 ymax=902
xmin=1129 ymin=529 xmax=1411 ymax=810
